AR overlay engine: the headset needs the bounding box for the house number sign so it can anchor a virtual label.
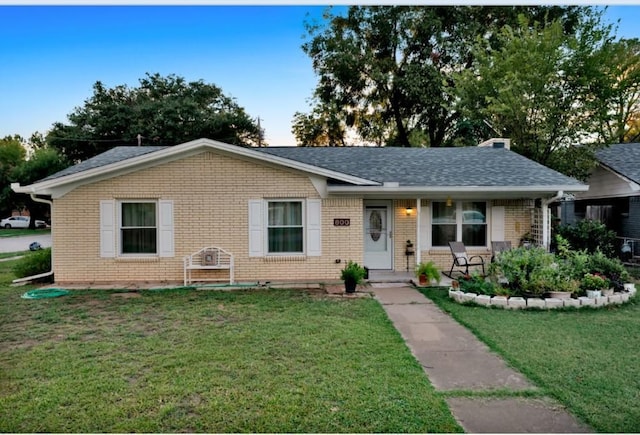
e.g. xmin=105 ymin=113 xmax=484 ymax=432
xmin=333 ymin=218 xmax=351 ymax=227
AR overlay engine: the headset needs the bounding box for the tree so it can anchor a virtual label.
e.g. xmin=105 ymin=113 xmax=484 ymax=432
xmin=11 ymin=148 xmax=70 ymax=227
xmin=625 ymin=111 xmax=640 ymax=143
xmin=590 ymin=38 xmax=640 ymax=144
xmin=298 ymin=5 xmax=585 ymax=147
xmin=48 ymin=73 xmax=263 ymax=162
xmin=455 ymin=12 xmax=619 ymax=180
xmin=0 ymin=136 xmax=27 ymax=218
xmin=291 ymin=102 xmax=348 ymax=146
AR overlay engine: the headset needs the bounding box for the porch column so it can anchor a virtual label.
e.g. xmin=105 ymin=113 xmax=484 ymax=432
xmin=416 ymin=198 xmax=421 ymax=264
xmin=542 ymin=191 xmax=563 ymax=251
xmin=542 ymin=202 xmax=550 ymax=251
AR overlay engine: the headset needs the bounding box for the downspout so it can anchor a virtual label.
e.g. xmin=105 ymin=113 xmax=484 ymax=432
xmin=541 ymin=191 xmax=563 ymax=252
xmin=12 ymin=193 xmax=54 ymax=284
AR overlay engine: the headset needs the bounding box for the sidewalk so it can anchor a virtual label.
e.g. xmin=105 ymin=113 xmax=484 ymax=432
xmin=0 ymin=233 xmax=51 ymax=253
xmin=370 ymin=284 xmax=592 ymax=433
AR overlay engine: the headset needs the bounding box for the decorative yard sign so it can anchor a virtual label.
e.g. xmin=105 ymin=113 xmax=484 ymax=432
xmin=333 ymin=218 xmax=351 ymax=227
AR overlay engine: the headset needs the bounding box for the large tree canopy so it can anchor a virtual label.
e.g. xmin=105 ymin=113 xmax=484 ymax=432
xmin=48 ymin=73 xmax=263 ymax=162
xmin=0 ymin=135 xmax=69 ymax=221
xmin=591 ymin=37 xmax=640 ymax=144
xmin=297 ymin=5 xmax=585 ymax=147
xmin=455 ymin=10 xmax=639 ymax=180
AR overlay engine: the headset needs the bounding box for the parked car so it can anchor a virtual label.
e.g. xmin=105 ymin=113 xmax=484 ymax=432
xmin=0 ymin=216 xmax=47 ymax=229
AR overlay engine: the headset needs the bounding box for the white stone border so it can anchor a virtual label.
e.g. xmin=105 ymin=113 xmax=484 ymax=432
xmin=448 ymin=283 xmax=637 ymax=309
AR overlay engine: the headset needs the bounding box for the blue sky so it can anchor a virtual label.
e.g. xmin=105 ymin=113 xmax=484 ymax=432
xmin=1 ymin=5 xmax=639 ymax=147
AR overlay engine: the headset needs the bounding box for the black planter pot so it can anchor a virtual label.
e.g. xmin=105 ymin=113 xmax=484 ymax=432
xmin=344 ymin=277 xmax=357 ymax=293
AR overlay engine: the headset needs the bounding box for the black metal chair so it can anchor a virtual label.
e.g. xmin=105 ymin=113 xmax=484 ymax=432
xmin=447 ymin=241 xmax=485 ymax=277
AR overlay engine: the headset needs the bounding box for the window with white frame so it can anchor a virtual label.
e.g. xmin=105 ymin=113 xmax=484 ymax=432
xmin=267 ymin=201 xmax=303 ymax=253
xmin=432 ymin=201 xmax=487 ymax=247
xmin=120 ymin=201 xmax=157 ymax=254
xmin=248 ymin=198 xmax=321 ymax=257
xmin=100 ymin=199 xmax=173 ymax=258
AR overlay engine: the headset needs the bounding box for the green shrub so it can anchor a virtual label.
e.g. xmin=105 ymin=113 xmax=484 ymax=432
xmin=490 ymin=246 xmax=555 ymax=296
xmin=554 ymin=245 xmax=590 ymax=282
xmin=526 ymin=265 xmax=563 ymax=296
xmin=581 ymin=272 xmax=609 ymax=291
xmin=458 ymin=273 xmax=497 ymax=295
xmin=340 ymin=260 xmax=366 ymax=284
xmin=626 ymin=265 xmax=640 ymax=281
xmin=488 ymin=240 xmax=633 ymax=296
xmin=13 ymin=248 xmax=52 ymax=279
xmin=587 ymin=250 xmax=629 ymax=291
xmin=555 ymin=219 xmax=617 ymax=258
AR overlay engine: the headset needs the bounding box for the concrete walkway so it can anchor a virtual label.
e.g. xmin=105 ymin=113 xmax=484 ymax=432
xmin=370 ymin=284 xmax=592 ymax=433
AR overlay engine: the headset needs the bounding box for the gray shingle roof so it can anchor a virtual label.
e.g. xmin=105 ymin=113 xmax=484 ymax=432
xmin=255 ymin=146 xmax=583 ymax=187
xmin=42 ymin=146 xmax=168 ymax=181
xmin=40 ymin=144 xmax=584 ymax=189
xmin=595 ymin=143 xmax=640 ymax=185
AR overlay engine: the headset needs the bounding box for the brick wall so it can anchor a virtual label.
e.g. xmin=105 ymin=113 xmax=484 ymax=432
xmin=393 ymin=199 xmax=417 ymax=273
xmin=417 ymin=199 xmax=534 ymax=273
xmin=52 ymin=151 xmax=363 ymax=284
xmin=51 ymin=148 xmax=537 ymax=285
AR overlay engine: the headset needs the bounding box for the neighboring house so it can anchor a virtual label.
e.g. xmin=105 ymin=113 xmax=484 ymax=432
xmin=559 ymin=142 xmax=640 ymax=259
xmin=12 ymin=138 xmax=587 ymax=285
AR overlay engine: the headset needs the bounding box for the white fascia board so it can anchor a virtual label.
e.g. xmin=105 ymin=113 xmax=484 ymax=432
xmin=599 ymin=163 xmax=640 ymax=192
xmin=13 ymin=138 xmax=378 ymax=197
xmin=327 ymin=184 xmax=589 ymax=197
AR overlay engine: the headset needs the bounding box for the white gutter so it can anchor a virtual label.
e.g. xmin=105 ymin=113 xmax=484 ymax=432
xmin=12 ymin=193 xmax=54 ymax=284
xmin=541 ymin=190 xmax=564 ymax=251
xmin=328 ymin=185 xmax=588 ymax=195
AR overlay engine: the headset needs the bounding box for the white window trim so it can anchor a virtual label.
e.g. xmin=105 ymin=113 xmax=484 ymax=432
xmin=266 ymin=199 xmax=306 ymax=256
xmin=431 ymin=201 xmax=489 ymax=249
xmin=248 ymin=198 xmax=322 ymax=258
xmin=118 ymin=200 xmax=159 ymax=257
xmin=101 ymin=199 xmax=174 ymax=259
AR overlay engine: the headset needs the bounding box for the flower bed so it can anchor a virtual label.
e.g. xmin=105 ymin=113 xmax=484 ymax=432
xmin=448 ymin=283 xmax=637 ymax=309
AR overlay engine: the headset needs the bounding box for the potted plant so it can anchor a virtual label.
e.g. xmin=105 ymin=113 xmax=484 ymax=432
xmin=340 ymin=260 xmax=366 ymax=293
xmin=519 ymin=232 xmax=535 ymax=248
xmin=549 ymin=277 xmax=579 ymax=299
xmin=415 ymin=261 xmax=441 ymax=286
xmin=581 ymin=273 xmax=609 ymax=298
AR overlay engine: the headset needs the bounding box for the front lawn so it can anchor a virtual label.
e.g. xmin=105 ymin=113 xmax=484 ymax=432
xmin=420 ymin=287 xmax=640 ymax=433
xmin=0 ymin=258 xmax=461 ymax=433
xmin=0 ymin=228 xmax=50 ymax=238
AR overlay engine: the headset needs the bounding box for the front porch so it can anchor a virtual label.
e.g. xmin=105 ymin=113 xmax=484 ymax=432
xmin=367 ymin=269 xmax=454 ymax=287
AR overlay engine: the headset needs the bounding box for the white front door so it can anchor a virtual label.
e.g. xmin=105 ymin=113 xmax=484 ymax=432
xmin=363 ymin=202 xmax=393 ymax=269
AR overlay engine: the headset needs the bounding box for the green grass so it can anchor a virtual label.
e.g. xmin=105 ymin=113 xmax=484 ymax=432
xmin=0 ymin=228 xmax=50 ymax=238
xmin=419 ymin=286 xmax=640 ymax=433
xmin=0 ymin=260 xmax=461 ymax=433
xmin=0 ymin=251 xmax=27 ymax=260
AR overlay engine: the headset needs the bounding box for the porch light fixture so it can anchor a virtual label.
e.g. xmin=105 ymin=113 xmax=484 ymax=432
xmin=446 ymin=197 xmax=453 ymax=207
xmin=405 ymin=206 xmax=413 ymax=216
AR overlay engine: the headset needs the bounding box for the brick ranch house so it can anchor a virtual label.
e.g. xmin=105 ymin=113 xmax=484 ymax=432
xmin=12 ymin=138 xmax=588 ymax=285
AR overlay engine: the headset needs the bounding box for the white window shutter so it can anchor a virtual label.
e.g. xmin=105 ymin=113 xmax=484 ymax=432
xmin=100 ymin=200 xmax=116 ymax=258
xmin=306 ymin=199 xmax=322 ymax=256
xmin=491 ymin=205 xmax=505 ymax=242
xmin=248 ymin=200 xmax=264 ymax=257
xmin=158 ymin=200 xmax=174 ymax=257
